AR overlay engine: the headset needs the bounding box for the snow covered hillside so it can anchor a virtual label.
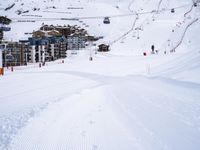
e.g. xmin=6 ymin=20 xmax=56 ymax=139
xmin=1 ymin=0 xmax=199 ymax=54
xmin=0 ymin=0 xmax=200 ymax=150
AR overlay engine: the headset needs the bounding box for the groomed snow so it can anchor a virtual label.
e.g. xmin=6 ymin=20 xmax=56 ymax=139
xmin=0 ymin=0 xmax=200 ymax=149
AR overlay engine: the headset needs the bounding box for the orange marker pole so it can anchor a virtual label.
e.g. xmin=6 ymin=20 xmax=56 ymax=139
xmin=0 ymin=50 xmax=4 ymax=75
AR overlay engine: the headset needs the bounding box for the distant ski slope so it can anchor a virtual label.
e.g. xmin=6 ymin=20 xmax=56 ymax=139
xmin=0 ymin=0 xmax=199 ymax=56
xmin=0 ymin=0 xmax=200 ymax=149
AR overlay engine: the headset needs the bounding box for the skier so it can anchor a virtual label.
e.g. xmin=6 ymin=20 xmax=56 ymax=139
xmin=151 ymin=45 xmax=155 ymax=54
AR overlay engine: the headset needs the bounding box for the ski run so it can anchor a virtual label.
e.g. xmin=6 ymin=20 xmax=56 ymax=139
xmin=0 ymin=0 xmax=200 ymax=150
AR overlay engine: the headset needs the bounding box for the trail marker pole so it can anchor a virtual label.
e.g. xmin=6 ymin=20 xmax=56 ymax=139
xmin=89 ymin=41 xmax=93 ymax=61
xmin=0 ymin=49 xmax=4 ymax=75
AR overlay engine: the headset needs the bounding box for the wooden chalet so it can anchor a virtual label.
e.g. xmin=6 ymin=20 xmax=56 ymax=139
xmin=39 ymin=24 xmax=85 ymax=37
xmin=47 ymin=30 xmax=61 ymax=37
xmin=32 ymin=30 xmax=61 ymax=38
xmin=40 ymin=25 xmax=54 ymax=31
xmin=98 ymin=44 xmax=110 ymax=52
xmin=54 ymin=26 xmax=71 ymax=37
xmin=32 ymin=30 xmax=45 ymax=38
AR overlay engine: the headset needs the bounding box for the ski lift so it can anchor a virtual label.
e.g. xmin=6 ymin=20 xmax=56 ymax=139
xmin=171 ymin=8 xmax=175 ymax=13
xmin=103 ymin=17 xmax=110 ymax=24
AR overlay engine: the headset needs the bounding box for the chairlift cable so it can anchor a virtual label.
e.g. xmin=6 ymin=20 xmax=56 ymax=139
xmin=9 ymin=3 xmax=191 ymax=22
xmin=5 ymin=3 xmax=194 ymax=48
xmin=109 ymin=4 xmax=191 ymax=46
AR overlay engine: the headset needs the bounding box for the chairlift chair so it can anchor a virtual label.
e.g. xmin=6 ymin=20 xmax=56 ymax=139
xmin=103 ymin=17 xmax=110 ymax=24
xmin=194 ymin=3 xmax=197 ymax=7
xmin=171 ymin=8 xmax=175 ymax=13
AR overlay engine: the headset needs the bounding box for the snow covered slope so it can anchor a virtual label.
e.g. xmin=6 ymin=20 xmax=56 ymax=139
xmin=1 ymin=51 xmax=200 ymax=150
xmin=0 ymin=0 xmax=200 ymax=150
xmin=1 ymin=0 xmax=199 ymax=55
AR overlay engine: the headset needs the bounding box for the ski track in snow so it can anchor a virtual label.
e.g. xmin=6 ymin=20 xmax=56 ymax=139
xmin=3 ymin=70 xmax=200 ymax=150
xmin=1 ymin=52 xmax=200 ymax=150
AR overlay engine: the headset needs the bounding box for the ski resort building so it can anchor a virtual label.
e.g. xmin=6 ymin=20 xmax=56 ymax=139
xmin=28 ymin=36 xmax=67 ymax=63
xmin=39 ymin=24 xmax=88 ymax=37
xmin=1 ymin=24 xmax=95 ymax=66
xmin=37 ymin=24 xmax=88 ymax=50
xmin=1 ymin=41 xmax=28 ymax=67
xmin=32 ymin=30 xmax=61 ymax=38
xmin=0 ymin=31 xmax=3 ymax=42
xmin=67 ymin=33 xmax=86 ymax=50
xmin=0 ymin=16 xmax=12 ymax=43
